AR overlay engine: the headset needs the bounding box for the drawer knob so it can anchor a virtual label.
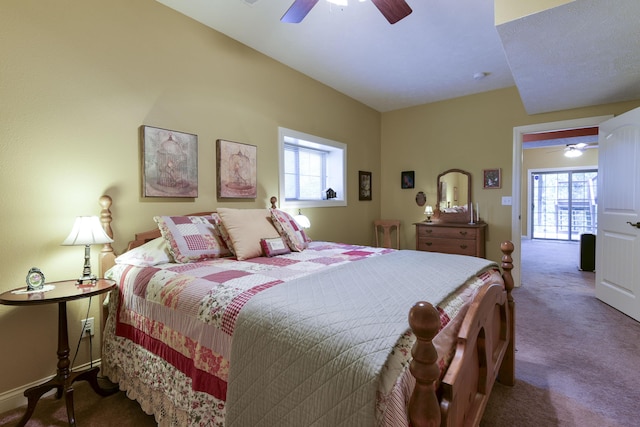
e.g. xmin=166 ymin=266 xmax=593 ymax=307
xmin=426 ymin=242 xmax=432 ymax=246
xmin=460 ymin=244 xmax=468 ymax=249
xmin=425 ymin=229 xmax=433 ymax=233
xmin=459 ymin=231 xmax=467 ymax=236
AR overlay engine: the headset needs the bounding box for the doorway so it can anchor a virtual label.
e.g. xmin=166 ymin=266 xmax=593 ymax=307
xmin=530 ymin=169 xmax=598 ymax=240
xmin=510 ymin=115 xmax=613 ymax=287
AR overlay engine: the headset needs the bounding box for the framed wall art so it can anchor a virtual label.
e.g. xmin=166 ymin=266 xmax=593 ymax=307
xmin=216 ymin=139 xmax=257 ymax=199
xmin=359 ymin=171 xmax=372 ymax=201
xmin=483 ymin=168 xmax=502 ymax=189
xmin=401 ymin=171 xmax=415 ymax=189
xmin=142 ymin=125 xmax=198 ymax=198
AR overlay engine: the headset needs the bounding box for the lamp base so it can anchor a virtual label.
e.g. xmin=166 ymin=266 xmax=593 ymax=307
xmin=77 ymin=275 xmax=98 ymax=286
xmin=77 ymin=245 xmax=97 ymax=286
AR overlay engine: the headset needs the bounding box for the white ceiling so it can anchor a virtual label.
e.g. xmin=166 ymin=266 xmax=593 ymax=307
xmin=156 ymin=0 xmax=640 ymax=114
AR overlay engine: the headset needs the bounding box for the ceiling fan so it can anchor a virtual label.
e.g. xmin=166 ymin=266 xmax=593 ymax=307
xmin=562 ymin=142 xmax=598 ymax=158
xmin=281 ymin=0 xmax=412 ymax=24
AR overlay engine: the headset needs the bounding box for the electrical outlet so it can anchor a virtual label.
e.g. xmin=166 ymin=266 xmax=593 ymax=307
xmin=81 ymin=317 xmax=95 ymax=338
xmin=501 ymin=196 xmax=513 ymax=206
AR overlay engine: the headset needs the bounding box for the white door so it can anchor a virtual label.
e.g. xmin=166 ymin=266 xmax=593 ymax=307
xmin=596 ymin=107 xmax=640 ymax=321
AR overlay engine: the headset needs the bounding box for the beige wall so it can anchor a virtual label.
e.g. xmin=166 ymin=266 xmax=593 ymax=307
xmin=0 ymin=0 xmax=380 ymax=395
xmin=2 ymin=0 xmax=640 ymax=402
xmin=379 ymin=88 xmax=640 ymax=262
xmin=495 ymin=0 xmax=574 ymax=24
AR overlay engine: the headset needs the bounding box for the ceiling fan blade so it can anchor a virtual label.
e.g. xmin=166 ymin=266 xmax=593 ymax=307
xmin=281 ymin=0 xmax=320 ymax=23
xmin=371 ymin=0 xmax=412 ymax=24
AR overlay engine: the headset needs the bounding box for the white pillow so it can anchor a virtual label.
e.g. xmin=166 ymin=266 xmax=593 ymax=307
xmin=114 ymin=237 xmax=173 ymax=267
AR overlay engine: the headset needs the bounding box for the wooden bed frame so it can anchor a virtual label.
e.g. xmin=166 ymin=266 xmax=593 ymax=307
xmin=97 ymin=194 xmax=515 ymax=427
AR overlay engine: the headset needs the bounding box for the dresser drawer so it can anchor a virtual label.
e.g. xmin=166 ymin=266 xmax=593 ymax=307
xmin=417 ymin=237 xmax=477 ymax=256
xmin=417 ymin=225 xmax=476 ymax=240
xmin=415 ymin=222 xmax=486 ymax=258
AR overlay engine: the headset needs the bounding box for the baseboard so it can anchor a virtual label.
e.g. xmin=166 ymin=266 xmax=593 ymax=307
xmin=0 ymin=359 xmax=101 ymax=415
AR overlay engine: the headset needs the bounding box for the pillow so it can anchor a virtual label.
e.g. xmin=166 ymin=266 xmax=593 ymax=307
xmin=114 ymin=237 xmax=173 ymax=267
xmin=209 ymin=212 xmax=235 ymax=255
xmin=216 ymin=208 xmax=280 ymax=260
xmin=260 ymin=237 xmax=291 ymax=257
xmin=154 ymin=215 xmax=232 ymax=263
xmin=270 ymin=209 xmax=310 ymax=252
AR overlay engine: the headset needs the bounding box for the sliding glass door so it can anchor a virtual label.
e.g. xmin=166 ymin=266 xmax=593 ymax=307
xmin=531 ymin=169 xmax=598 ymax=240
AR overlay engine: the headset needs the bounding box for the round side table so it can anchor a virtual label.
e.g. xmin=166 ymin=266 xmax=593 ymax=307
xmin=0 ymin=278 xmax=118 ymax=427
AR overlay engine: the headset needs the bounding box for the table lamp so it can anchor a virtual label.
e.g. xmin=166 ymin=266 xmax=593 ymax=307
xmin=424 ymin=205 xmax=433 ymax=222
xmin=293 ymin=209 xmax=311 ymax=229
xmin=62 ymin=216 xmax=113 ymax=284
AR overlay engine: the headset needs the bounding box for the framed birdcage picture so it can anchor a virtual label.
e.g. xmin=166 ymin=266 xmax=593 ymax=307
xmin=216 ymin=139 xmax=257 ymax=199
xmin=142 ymin=125 xmax=198 ymax=198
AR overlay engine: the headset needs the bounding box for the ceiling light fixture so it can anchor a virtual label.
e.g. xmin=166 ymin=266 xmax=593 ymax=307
xmin=327 ymin=0 xmax=367 ymax=5
xmin=564 ymin=146 xmax=583 ymax=158
xmin=473 ymin=72 xmax=490 ymax=80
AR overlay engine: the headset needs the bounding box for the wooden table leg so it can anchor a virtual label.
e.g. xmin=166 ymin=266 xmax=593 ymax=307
xmin=16 ymin=301 xmax=118 ymax=427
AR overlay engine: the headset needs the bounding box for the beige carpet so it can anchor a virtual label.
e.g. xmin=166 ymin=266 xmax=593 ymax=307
xmin=481 ymin=239 xmax=640 ymax=427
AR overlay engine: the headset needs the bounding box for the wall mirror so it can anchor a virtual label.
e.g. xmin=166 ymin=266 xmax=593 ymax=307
xmin=435 ymin=168 xmax=471 ymax=223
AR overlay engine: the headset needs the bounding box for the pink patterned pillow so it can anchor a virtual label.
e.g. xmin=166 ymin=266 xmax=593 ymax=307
xmin=260 ymin=237 xmax=291 ymax=257
xmin=154 ymin=215 xmax=232 ymax=263
xmin=209 ymin=212 xmax=235 ymax=255
xmin=270 ymin=209 xmax=310 ymax=252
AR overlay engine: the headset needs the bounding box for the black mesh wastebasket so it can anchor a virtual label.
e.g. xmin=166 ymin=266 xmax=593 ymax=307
xmin=580 ymin=233 xmax=596 ymax=272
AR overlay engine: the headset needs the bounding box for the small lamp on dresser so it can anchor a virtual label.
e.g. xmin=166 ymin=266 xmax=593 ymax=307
xmin=424 ymin=205 xmax=433 ymax=223
xmin=62 ymin=216 xmax=113 ymax=285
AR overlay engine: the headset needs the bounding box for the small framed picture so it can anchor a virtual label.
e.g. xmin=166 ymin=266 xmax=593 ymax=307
xmin=216 ymin=139 xmax=257 ymax=199
xmin=142 ymin=125 xmax=198 ymax=198
xmin=401 ymin=171 xmax=415 ymax=189
xmin=483 ymin=168 xmax=502 ymax=189
xmin=358 ymin=171 xmax=372 ymax=201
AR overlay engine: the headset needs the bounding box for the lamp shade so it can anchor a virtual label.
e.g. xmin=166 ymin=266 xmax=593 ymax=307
xmin=293 ymin=213 xmax=311 ymax=229
xmin=62 ymin=216 xmax=113 ymax=246
xmin=424 ymin=205 xmax=433 ymax=215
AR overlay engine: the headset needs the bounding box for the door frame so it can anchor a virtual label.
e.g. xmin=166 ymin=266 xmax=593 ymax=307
xmin=511 ymin=115 xmax=612 ymax=287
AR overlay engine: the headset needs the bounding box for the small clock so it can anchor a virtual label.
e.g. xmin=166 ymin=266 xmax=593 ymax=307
xmin=26 ymin=267 xmax=45 ymax=291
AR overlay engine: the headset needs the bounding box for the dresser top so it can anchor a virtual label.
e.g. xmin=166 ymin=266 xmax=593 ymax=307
xmin=414 ymin=221 xmax=487 ymax=229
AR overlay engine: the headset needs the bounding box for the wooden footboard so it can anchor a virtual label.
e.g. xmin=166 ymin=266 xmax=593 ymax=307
xmin=409 ymin=241 xmax=514 ymax=427
xmin=96 ymin=195 xmax=514 ymax=427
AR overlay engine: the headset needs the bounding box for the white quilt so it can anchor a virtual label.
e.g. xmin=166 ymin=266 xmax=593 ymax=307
xmin=226 ymin=250 xmax=496 ymax=426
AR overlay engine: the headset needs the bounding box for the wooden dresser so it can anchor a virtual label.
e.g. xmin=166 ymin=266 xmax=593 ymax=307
xmin=415 ymin=222 xmax=487 ymax=258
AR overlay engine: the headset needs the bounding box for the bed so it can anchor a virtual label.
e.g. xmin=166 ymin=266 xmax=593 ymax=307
xmin=96 ymin=195 xmax=515 ymax=427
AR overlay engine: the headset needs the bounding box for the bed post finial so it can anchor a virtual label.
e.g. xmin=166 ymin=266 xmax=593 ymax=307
xmin=98 ymin=195 xmax=116 ymax=278
xmin=408 ymin=301 xmax=441 ymax=427
xmin=270 ymin=196 xmax=277 ymax=209
xmin=499 ymin=240 xmax=515 ymax=386
xmin=500 ymin=240 xmax=514 ymax=297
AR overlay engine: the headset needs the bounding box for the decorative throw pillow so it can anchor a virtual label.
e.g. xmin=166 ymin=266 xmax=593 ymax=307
xmin=270 ymin=209 xmax=310 ymax=252
xmin=209 ymin=212 xmax=235 ymax=255
xmin=260 ymin=237 xmax=291 ymax=257
xmin=216 ymin=208 xmax=280 ymax=260
xmin=154 ymin=215 xmax=232 ymax=263
xmin=114 ymin=237 xmax=173 ymax=267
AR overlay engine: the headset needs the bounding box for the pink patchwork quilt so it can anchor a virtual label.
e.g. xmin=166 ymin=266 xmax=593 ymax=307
xmin=102 ymin=241 xmax=501 ymax=426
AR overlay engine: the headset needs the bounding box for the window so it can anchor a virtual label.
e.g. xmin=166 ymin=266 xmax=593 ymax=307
xmin=278 ymin=127 xmax=346 ymax=208
xmin=530 ymin=168 xmax=597 ymax=240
